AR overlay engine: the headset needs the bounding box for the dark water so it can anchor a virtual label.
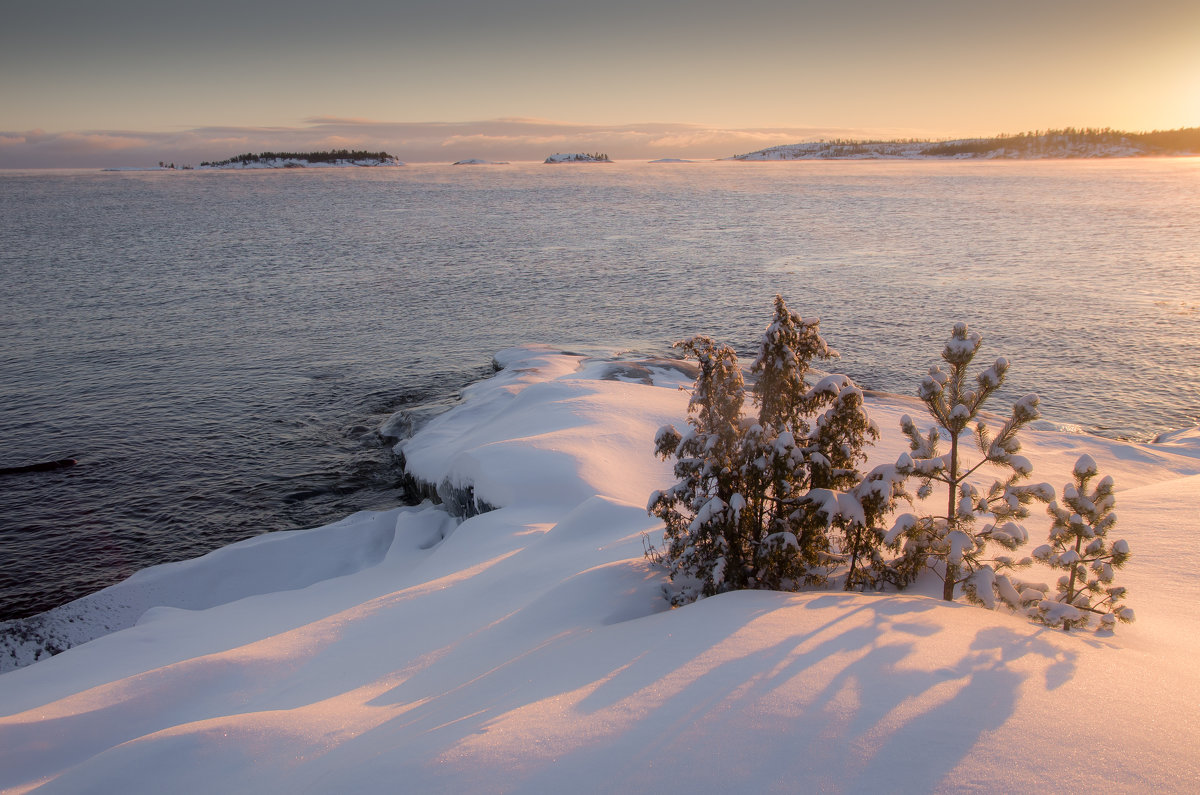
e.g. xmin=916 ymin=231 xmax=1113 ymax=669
xmin=2 ymin=160 xmax=1198 ymax=619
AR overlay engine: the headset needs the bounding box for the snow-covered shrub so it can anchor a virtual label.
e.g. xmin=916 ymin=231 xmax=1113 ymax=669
xmin=890 ymin=323 xmax=1052 ymax=605
xmin=648 ymin=297 xmax=904 ymax=603
xmin=1026 ymin=455 xmax=1133 ymax=631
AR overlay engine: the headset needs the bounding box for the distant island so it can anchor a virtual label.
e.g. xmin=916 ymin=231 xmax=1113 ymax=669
xmin=453 ymin=158 xmax=509 ymax=165
xmin=198 ymin=150 xmax=404 ymax=169
xmin=544 ymin=152 xmax=611 ymax=163
xmin=731 ymin=127 xmax=1200 ymax=160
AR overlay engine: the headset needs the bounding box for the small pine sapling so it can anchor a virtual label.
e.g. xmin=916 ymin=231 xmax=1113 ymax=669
xmin=1029 ymin=455 xmax=1133 ymax=631
xmin=893 ymin=323 xmax=1052 ymax=606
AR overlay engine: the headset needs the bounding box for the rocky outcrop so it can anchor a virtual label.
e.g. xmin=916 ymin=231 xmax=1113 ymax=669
xmin=395 ymin=448 xmax=496 ymax=519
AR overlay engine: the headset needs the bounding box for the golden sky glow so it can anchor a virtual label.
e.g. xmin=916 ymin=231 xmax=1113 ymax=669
xmin=1 ymin=0 xmax=1198 ymax=165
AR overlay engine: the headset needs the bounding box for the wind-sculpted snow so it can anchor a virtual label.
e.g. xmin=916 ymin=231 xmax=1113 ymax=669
xmin=0 ymin=507 xmax=425 ymax=671
xmin=2 ymin=346 xmax=1199 ymax=792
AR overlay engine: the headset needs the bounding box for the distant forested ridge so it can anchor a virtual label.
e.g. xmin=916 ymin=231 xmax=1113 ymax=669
xmin=732 ymin=127 xmax=1200 ymax=160
xmin=199 ymin=150 xmax=402 ymax=168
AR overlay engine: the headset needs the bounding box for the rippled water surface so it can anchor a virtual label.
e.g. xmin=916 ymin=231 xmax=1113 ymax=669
xmin=2 ymin=160 xmax=1198 ymax=618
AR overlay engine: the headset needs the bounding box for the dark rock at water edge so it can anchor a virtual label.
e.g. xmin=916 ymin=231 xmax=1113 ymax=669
xmin=0 ymin=458 xmax=76 ymax=476
xmin=394 ymin=449 xmax=496 ymax=519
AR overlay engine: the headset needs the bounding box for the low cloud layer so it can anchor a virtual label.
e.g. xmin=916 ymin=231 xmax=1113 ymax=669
xmin=0 ymin=118 xmax=900 ymax=168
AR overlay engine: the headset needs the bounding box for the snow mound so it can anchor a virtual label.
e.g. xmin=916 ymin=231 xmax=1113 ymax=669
xmin=2 ymin=348 xmax=1199 ymax=792
xmin=1150 ymin=426 xmax=1200 ymax=456
xmin=0 ymin=507 xmax=441 ymax=671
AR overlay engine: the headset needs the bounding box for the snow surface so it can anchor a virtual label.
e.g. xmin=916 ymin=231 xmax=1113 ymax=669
xmin=3 ymin=346 xmax=1199 ymax=793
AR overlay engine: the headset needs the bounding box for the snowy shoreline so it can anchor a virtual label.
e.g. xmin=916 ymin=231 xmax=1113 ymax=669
xmin=2 ymin=346 xmax=1199 ymax=792
xmin=729 ymin=131 xmax=1200 ymax=160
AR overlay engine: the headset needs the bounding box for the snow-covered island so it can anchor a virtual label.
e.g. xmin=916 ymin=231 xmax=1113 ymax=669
xmin=544 ymin=152 xmax=612 ymax=163
xmin=101 ymin=162 xmax=195 ymax=171
xmin=2 ymin=341 xmax=1199 ymax=792
xmin=733 ymin=127 xmax=1200 ymax=160
xmin=199 ymin=150 xmax=404 ymax=169
xmin=453 ymin=158 xmax=509 ymax=165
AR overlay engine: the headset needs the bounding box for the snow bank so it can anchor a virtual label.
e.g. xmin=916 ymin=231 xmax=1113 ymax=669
xmin=2 ymin=347 xmax=1198 ymax=793
xmin=0 ymin=508 xmax=422 ymax=670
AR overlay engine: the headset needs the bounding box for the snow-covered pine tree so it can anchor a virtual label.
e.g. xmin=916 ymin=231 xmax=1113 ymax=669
xmin=750 ymin=295 xmax=832 ymax=432
xmin=742 ymin=296 xmax=896 ymax=590
xmin=893 ymin=323 xmax=1052 ymax=605
xmin=842 ymin=462 xmax=914 ymax=590
xmin=790 ymin=373 xmax=889 ymax=588
xmin=1029 ymin=455 xmax=1133 ymax=631
xmin=648 ymin=297 xmax=896 ymax=601
xmin=745 ymin=295 xmax=837 ymax=587
xmin=648 ymin=336 xmax=749 ymax=603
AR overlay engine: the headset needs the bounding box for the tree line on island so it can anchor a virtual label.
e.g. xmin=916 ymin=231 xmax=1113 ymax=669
xmin=199 ymin=149 xmax=397 ymax=167
xmin=735 ymin=126 xmax=1200 ymax=159
xmin=920 ymin=126 xmax=1200 ymax=157
xmin=179 ymin=127 xmax=1197 ymax=167
xmin=648 ymin=297 xmax=1132 ymax=633
xmin=544 ymin=152 xmax=612 ymax=163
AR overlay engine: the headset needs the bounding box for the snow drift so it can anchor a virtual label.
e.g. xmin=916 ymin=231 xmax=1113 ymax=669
xmin=2 ymin=346 xmax=1199 ymax=793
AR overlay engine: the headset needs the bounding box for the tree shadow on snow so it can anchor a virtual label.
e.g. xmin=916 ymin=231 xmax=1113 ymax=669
xmin=318 ymin=590 xmax=1080 ymax=793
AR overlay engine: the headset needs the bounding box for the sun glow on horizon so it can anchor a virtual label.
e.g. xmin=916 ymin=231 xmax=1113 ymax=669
xmin=2 ymin=0 xmax=1199 ymax=166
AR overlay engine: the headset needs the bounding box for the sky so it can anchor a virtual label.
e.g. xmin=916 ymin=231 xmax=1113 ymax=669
xmin=2 ymin=0 xmax=1198 ymax=166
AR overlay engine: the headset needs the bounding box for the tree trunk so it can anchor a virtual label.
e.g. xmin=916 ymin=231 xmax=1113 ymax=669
xmin=942 ymin=564 xmax=958 ymax=601
xmin=1065 ymin=534 xmax=1083 ymax=608
xmin=943 ymin=432 xmax=960 ymax=602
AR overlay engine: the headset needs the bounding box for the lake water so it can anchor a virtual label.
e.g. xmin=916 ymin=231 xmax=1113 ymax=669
xmin=2 ymin=159 xmax=1198 ymax=619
